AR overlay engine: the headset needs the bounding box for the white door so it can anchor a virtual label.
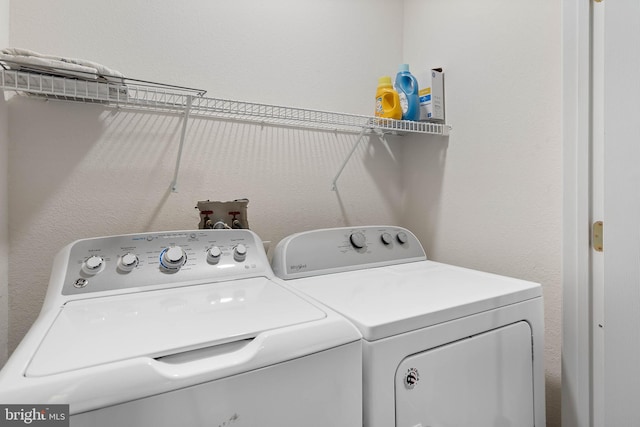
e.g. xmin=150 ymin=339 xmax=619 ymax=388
xmin=563 ymin=1 xmax=640 ymax=425
xmin=395 ymin=322 xmax=534 ymax=427
xmin=599 ymin=0 xmax=640 ymax=424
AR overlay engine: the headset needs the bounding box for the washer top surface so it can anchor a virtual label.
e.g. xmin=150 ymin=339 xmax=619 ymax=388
xmin=23 ymin=229 xmax=332 ymax=377
xmin=27 ymin=277 xmax=325 ymax=377
xmin=272 ymin=226 xmax=542 ymax=341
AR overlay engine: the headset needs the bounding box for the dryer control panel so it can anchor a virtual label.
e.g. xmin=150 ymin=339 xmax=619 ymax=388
xmin=271 ymin=226 xmax=427 ymax=279
xmin=57 ymin=229 xmax=271 ymax=295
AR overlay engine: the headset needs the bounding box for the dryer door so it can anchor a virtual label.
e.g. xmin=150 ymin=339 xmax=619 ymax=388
xmin=395 ymin=321 xmax=535 ymax=427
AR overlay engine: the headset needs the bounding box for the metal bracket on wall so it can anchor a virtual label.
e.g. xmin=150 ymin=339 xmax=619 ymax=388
xmin=374 ymin=128 xmax=396 ymax=162
xmin=170 ymin=95 xmax=193 ymax=192
xmin=331 ymin=128 xmax=400 ymax=191
xmin=331 ymin=127 xmax=370 ymax=191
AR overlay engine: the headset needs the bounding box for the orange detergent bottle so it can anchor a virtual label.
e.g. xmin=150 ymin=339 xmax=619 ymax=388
xmin=375 ymin=76 xmax=402 ymax=119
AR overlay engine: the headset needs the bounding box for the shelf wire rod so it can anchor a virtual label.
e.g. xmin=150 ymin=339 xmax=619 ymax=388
xmin=374 ymin=129 xmax=397 ymax=163
xmin=170 ymin=94 xmax=193 ymax=192
xmin=331 ymin=127 xmax=369 ymax=191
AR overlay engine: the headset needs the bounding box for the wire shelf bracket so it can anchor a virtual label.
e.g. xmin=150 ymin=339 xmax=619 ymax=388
xmin=170 ymin=95 xmax=193 ymax=193
xmin=331 ymin=128 xmax=369 ymax=191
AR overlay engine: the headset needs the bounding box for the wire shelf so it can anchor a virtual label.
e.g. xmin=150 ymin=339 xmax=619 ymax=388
xmin=0 ymin=68 xmax=450 ymax=136
xmin=189 ymin=96 xmax=449 ymax=135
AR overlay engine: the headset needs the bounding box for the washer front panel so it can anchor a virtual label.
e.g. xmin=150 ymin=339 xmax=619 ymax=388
xmin=71 ymin=342 xmax=362 ymax=427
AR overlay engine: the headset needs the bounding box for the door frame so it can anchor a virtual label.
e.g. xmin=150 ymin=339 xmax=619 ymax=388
xmin=562 ymin=0 xmax=593 ymax=426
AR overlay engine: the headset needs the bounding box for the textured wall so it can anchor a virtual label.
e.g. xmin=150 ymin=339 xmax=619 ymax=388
xmin=0 ymin=0 xmax=10 ymax=367
xmin=6 ymin=0 xmax=405 ymax=355
xmin=401 ymin=1 xmax=562 ymax=426
xmin=5 ymin=0 xmax=563 ymax=424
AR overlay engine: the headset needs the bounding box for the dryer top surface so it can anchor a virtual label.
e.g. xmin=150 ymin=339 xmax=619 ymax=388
xmin=287 ymin=260 xmax=542 ymax=341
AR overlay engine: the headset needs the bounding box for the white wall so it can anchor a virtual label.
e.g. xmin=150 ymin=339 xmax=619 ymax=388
xmin=5 ymin=1 xmax=563 ymax=425
xmin=6 ymin=0 xmax=405 ymax=355
xmin=401 ymin=2 xmax=562 ymax=426
xmin=0 ymin=0 xmax=10 ymax=367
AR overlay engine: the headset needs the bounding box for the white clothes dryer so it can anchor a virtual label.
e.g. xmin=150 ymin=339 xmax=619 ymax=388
xmin=0 ymin=229 xmax=362 ymax=427
xmin=271 ymin=225 xmax=545 ymax=427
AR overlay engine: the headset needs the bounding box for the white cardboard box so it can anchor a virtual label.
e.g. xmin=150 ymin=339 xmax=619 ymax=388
xmin=417 ymin=68 xmax=445 ymax=122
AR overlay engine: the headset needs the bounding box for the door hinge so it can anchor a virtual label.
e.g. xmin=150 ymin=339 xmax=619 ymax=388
xmin=593 ymin=221 xmax=603 ymax=252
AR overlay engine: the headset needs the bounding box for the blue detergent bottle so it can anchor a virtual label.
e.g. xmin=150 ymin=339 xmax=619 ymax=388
xmin=395 ymin=64 xmax=420 ymax=121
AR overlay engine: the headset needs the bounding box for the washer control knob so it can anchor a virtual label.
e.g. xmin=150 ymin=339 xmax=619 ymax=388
xmin=396 ymin=231 xmax=409 ymax=244
xmin=118 ymin=253 xmax=139 ymax=272
xmin=74 ymin=278 xmax=89 ymax=288
xmin=207 ymin=246 xmax=222 ymax=264
xmin=350 ymin=232 xmax=366 ymax=249
xmin=233 ymin=244 xmax=247 ymax=262
xmin=82 ymin=255 xmax=105 ymax=275
xmin=160 ymin=246 xmax=186 ymax=270
xmin=381 ymin=232 xmax=393 ymax=245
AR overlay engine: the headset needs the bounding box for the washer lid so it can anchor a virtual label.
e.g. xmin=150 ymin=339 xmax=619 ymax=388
xmin=26 ymin=277 xmax=326 ymax=377
xmin=289 ymin=261 xmax=542 ymax=341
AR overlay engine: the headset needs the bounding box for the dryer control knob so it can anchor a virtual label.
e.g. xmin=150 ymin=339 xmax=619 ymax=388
xmin=233 ymin=244 xmax=247 ymax=262
xmin=381 ymin=232 xmax=393 ymax=245
xmin=207 ymin=246 xmax=222 ymax=264
xmin=350 ymin=232 xmax=366 ymax=249
xmin=118 ymin=253 xmax=139 ymax=272
xmin=160 ymin=246 xmax=186 ymax=270
xmin=82 ymin=255 xmax=105 ymax=275
xmin=396 ymin=231 xmax=408 ymax=244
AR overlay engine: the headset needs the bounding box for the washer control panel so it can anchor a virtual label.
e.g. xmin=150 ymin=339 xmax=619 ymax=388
xmin=271 ymin=226 xmax=427 ymax=279
xmin=60 ymin=229 xmax=270 ymax=295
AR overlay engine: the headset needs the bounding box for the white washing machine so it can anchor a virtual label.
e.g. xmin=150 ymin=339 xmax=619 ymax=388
xmin=271 ymin=225 xmax=546 ymax=427
xmin=0 ymin=229 xmax=362 ymax=427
